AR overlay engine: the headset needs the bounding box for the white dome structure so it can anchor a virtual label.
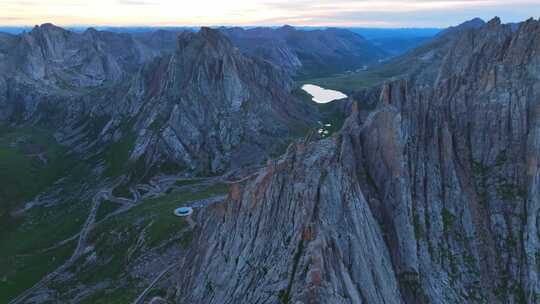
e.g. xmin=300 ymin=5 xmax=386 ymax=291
xmin=174 ymin=207 xmax=194 ymax=217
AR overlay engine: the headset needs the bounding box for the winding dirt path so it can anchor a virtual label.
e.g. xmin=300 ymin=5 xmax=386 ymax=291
xmin=9 ymin=190 xmax=107 ymax=304
xmin=9 ymin=169 xmax=257 ymax=303
xmin=131 ymin=262 xmax=177 ymax=304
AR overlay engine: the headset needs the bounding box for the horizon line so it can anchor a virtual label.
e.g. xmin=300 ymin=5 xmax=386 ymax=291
xmin=0 ymin=23 xmax=446 ymax=30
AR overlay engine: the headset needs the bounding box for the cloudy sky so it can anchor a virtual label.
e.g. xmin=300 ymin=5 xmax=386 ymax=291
xmin=1 ymin=0 xmax=539 ymax=28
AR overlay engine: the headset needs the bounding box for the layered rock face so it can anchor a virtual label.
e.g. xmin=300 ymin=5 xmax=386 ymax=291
xmin=122 ymin=28 xmax=317 ymax=173
xmin=0 ymin=23 xmax=179 ymax=123
xmin=2 ymin=23 xmax=170 ymax=87
xmin=221 ymin=26 xmax=388 ymax=77
xmin=176 ymin=18 xmax=540 ymax=303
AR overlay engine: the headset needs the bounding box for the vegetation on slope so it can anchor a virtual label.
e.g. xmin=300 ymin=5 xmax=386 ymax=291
xmin=0 ymin=124 xmax=98 ymax=302
xmin=52 ymin=183 xmax=229 ymax=303
xmin=0 ymin=125 xmax=84 ymax=232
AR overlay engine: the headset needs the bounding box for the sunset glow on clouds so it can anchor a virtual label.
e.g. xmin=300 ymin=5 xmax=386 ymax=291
xmin=0 ymin=0 xmax=539 ymax=27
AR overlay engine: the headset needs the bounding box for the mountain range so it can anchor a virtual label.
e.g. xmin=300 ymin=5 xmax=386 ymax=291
xmin=220 ymin=26 xmax=388 ymax=77
xmin=2 ymin=16 xmax=540 ymax=304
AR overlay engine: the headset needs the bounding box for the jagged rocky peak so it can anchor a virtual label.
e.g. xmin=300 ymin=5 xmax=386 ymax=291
xmin=178 ymin=27 xmax=235 ymax=54
xmin=173 ymin=27 xmax=249 ymax=78
xmin=437 ymin=17 xmax=486 ymax=37
xmin=84 ymin=26 xmax=99 ymax=33
xmin=487 ymin=16 xmax=501 ymax=26
xmin=121 ymin=25 xmax=316 ymax=174
xmin=8 ymin=23 xmax=180 ymax=89
xmin=26 ymin=22 xmax=75 ymax=47
xmin=10 ymin=23 xmax=127 ymax=85
xmin=278 ymin=24 xmax=296 ymax=32
xmin=165 ymin=26 xmax=293 ymax=99
xmin=23 ymin=23 xmax=72 ymax=58
xmin=434 ymin=16 xmax=539 ymax=84
xmin=458 ymin=17 xmax=486 ymax=28
xmin=30 ymin=22 xmax=66 ymax=35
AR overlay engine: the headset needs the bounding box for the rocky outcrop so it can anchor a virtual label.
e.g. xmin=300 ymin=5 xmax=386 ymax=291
xmin=175 ymin=17 xmax=540 ymax=303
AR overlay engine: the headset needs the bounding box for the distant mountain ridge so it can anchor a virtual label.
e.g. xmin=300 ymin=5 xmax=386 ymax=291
xmin=348 ymin=27 xmax=441 ymax=56
xmin=220 ymin=25 xmax=388 ymax=77
xmin=349 ymin=17 xmax=493 ymax=89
